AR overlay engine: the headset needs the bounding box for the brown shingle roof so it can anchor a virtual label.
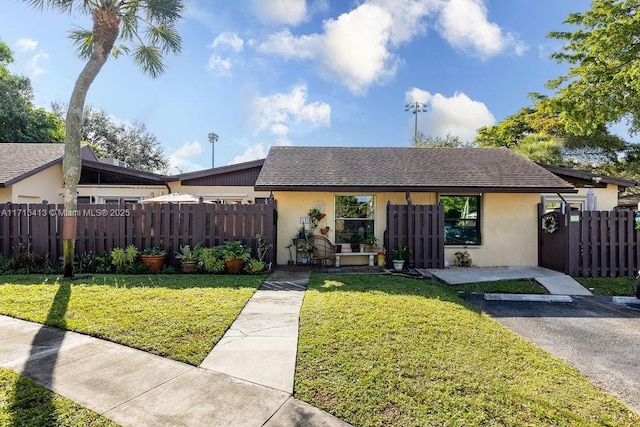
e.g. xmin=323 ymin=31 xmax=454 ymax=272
xmin=0 ymin=143 xmax=65 ymax=187
xmin=255 ymin=146 xmax=576 ymax=193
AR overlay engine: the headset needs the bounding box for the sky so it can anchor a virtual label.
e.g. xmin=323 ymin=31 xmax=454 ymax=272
xmin=1 ymin=0 xmax=594 ymax=174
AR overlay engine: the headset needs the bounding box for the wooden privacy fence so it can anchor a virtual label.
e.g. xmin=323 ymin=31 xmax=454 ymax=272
xmin=386 ymin=202 xmax=444 ymax=268
xmin=566 ymin=210 xmax=640 ymax=277
xmin=0 ymin=201 xmax=277 ymax=265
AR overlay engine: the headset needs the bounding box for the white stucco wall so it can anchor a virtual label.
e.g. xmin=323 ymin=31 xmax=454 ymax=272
xmin=273 ymin=191 xmax=541 ymax=267
xmin=78 ymin=185 xmax=167 ymax=203
xmin=9 ymin=164 xmax=64 ymax=204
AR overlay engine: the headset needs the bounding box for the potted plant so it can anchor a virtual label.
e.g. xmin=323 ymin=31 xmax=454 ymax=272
xmin=349 ymin=233 xmax=362 ymax=252
xmin=308 ymin=207 xmax=325 ymax=229
xmin=320 ymin=226 xmax=330 ymax=236
xmin=219 ymin=240 xmax=251 ymax=274
xmin=174 ymin=243 xmax=201 ymax=273
xmin=363 ymin=235 xmax=378 ymax=252
xmin=140 ymin=246 xmax=167 ymax=273
xmin=392 ymin=245 xmax=409 ymax=271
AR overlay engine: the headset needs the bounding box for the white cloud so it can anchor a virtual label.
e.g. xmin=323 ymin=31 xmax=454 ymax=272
xmin=251 ymin=83 xmax=331 ymax=137
xmin=206 ymin=32 xmax=244 ymax=77
xmin=231 ymin=143 xmax=268 ymax=164
xmin=210 ymin=32 xmax=244 ymax=52
xmin=257 ymin=0 xmax=523 ymax=94
xmin=26 ymin=51 xmax=49 ymax=79
xmin=206 ymin=55 xmax=233 ymax=76
xmin=15 ymin=38 xmax=37 ymax=52
xmin=251 ymin=0 xmax=308 ymax=26
xmin=406 ymin=87 xmax=495 ymax=141
xmin=168 ymin=141 xmax=206 ymax=173
xmin=436 ymin=0 xmax=527 ymax=60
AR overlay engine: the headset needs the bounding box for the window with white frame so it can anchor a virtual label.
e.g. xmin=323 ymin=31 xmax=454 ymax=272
xmin=334 ymin=195 xmax=374 ymax=244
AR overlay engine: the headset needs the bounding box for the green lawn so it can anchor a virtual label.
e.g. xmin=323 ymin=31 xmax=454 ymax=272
xmin=0 ymin=274 xmax=264 ymax=365
xmin=576 ymin=276 xmax=637 ymax=296
xmin=443 ymin=279 xmax=549 ymax=294
xmin=295 ymin=274 xmax=639 ymax=426
xmin=0 ymin=367 xmax=118 ymax=426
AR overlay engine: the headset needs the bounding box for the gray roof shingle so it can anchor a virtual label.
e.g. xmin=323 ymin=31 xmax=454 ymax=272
xmin=255 ymin=146 xmax=576 ymax=192
xmin=0 ymin=143 xmax=65 ymax=186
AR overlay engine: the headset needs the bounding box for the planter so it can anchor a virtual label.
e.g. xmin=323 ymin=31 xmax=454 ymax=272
xmin=320 ymin=227 xmax=330 ymax=236
xmin=225 ymin=258 xmax=244 ymax=274
xmin=181 ymin=261 xmax=197 ymax=273
xmin=335 ymin=244 xmax=342 ymax=253
xmin=392 ymin=259 xmax=405 ymax=271
xmin=140 ymin=254 xmax=166 ymax=273
xmin=377 ymin=253 xmax=386 ymax=268
xmin=350 ymin=243 xmax=360 ymax=253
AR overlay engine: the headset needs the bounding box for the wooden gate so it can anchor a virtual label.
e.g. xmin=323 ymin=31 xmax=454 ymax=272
xmin=538 ymin=209 xmax=566 ymax=272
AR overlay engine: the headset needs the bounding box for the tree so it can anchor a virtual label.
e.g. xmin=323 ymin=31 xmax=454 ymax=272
xmin=0 ymin=39 xmax=64 ymax=142
xmin=411 ymin=132 xmax=471 ymax=148
xmin=52 ymin=103 xmax=170 ymax=173
xmin=476 ymin=102 xmax=627 ymax=165
xmin=546 ymin=0 xmax=640 ymax=135
xmin=25 ymin=0 xmax=184 ymax=277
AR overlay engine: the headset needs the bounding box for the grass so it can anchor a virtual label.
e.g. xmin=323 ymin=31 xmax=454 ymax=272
xmin=443 ymin=279 xmax=548 ymax=294
xmin=295 ymin=274 xmax=640 ymax=426
xmin=576 ymin=276 xmax=637 ymax=296
xmin=0 ymin=367 xmax=118 ymax=426
xmin=0 ymin=274 xmax=265 ymax=365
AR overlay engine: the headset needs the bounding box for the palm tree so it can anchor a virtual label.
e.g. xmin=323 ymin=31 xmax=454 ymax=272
xmin=24 ymin=0 xmax=184 ymax=277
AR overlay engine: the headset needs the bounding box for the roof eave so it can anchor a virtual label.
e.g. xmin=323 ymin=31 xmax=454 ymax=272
xmin=255 ymin=185 xmax=578 ymax=193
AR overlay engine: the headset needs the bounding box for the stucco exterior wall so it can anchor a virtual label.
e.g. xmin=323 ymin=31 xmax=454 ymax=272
xmin=169 ymin=183 xmax=271 ymax=204
xmin=541 ymin=183 xmax=619 ymax=212
xmin=0 ymin=187 xmax=12 ymax=203
xmin=9 ymin=164 xmax=64 ymax=204
xmin=273 ymin=191 xmax=541 ymax=267
xmin=444 ymin=193 xmax=540 ymax=268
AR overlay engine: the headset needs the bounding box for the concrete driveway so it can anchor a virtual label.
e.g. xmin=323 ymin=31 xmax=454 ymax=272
xmin=462 ymin=294 xmax=640 ymax=414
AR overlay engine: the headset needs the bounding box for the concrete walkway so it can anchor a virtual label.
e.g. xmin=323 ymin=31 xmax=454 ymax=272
xmin=0 ymin=270 xmax=351 ymax=427
xmin=429 ymin=266 xmax=593 ymax=296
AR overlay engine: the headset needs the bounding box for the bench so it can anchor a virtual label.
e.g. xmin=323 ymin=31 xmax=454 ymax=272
xmin=335 ymin=252 xmax=378 ymax=267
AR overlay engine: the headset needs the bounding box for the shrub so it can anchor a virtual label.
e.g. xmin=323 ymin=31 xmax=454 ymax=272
xmin=111 ymin=245 xmax=139 ymax=273
xmin=199 ymin=247 xmax=224 ymax=273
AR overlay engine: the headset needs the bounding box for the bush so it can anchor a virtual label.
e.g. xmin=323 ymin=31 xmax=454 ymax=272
xmin=110 ymin=245 xmax=139 ymax=273
xmin=199 ymin=247 xmax=224 ymax=273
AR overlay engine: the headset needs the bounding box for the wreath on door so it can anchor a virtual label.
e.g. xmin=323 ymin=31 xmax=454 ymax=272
xmin=541 ymin=213 xmax=559 ymax=234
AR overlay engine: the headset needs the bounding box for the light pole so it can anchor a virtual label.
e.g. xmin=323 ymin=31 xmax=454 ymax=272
xmin=405 ymin=101 xmax=428 ymax=141
xmin=208 ymin=132 xmax=218 ymax=168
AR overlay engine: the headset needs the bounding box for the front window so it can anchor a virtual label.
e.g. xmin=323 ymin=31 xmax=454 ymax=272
xmin=334 ymin=195 xmax=374 ymax=244
xmin=441 ymin=195 xmax=481 ymax=245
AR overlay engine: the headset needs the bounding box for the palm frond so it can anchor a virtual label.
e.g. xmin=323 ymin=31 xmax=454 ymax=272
xmin=146 ymin=25 xmax=182 ymax=54
xmin=68 ymin=27 xmax=93 ymax=59
xmin=134 ymin=45 xmax=166 ymax=78
xmin=144 ymin=0 xmax=185 ymax=23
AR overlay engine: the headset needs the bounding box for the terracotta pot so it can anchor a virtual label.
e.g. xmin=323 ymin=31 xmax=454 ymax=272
xmin=140 ymin=255 xmax=166 ymax=274
xmin=335 ymin=244 xmax=342 ymax=253
xmin=320 ymin=227 xmax=329 ymax=236
xmin=181 ymin=261 xmax=197 ymax=273
xmin=225 ymin=258 xmax=244 ymax=274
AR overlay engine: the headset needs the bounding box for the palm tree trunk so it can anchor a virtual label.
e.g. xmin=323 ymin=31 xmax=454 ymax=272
xmin=62 ymin=8 xmax=120 ymax=277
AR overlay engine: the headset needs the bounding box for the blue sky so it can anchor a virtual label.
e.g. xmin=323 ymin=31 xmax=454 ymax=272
xmin=1 ymin=0 xmax=593 ymax=173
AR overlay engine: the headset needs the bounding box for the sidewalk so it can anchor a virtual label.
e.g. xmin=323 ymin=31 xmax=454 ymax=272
xmin=0 ymin=269 xmax=351 ymax=427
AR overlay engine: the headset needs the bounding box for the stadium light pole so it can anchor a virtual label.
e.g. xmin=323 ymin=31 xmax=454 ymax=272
xmin=404 ymin=101 xmax=428 ymax=141
xmin=208 ymin=132 xmax=218 ymax=168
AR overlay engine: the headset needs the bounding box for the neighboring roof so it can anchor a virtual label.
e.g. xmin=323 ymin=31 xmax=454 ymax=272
xmin=139 ymin=192 xmax=214 ymax=204
xmin=539 ymin=164 xmax=637 ymax=190
xmin=80 ymin=159 xmax=168 ymax=184
xmin=173 ymin=159 xmax=264 ymax=186
xmin=618 ymin=194 xmax=640 ymax=209
xmin=255 ymin=146 xmax=577 ymax=193
xmin=0 ymin=143 xmax=167 ymax=187
xmin=0 ymin=143 xmax=65 ymax=187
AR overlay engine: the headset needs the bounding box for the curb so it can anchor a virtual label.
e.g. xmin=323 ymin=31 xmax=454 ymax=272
xmin=484 ymin=293 xmax=573 ymax=303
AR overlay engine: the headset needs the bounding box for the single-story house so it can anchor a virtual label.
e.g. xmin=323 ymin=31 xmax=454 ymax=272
xmin=255 ymin=146 xmax=580 ymax=267
xmin=0 ymin=143 xmax=270 ymax=204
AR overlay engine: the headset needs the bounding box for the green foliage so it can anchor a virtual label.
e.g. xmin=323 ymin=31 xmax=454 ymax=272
xmin=0 ymin=243 xmax=55 ymax=274
xmin=243 ymin=258 xmax=266 ymax=274
xmin=218 ymin=241 xmax=251 ymax=262
xmin=141 ymin=246 xmax=166 ymax=256
xmin=363 ymin=235 xmax=378 ymax=247
xmin=412 ymin=131 xmax=469 ymax=147
xmin=110 ymin=245 xmax=139 ymax=273
xmin=392 ymin=245 xmax=409 ymax=260
xmin=255 ymin=234 xmax=272 ymax=263
xmin=198 ymin=247 xmax=224 ymax=273
xmin=546 ymin=0 xmax=640 ymax=136
xmin=174 ymin=244 xmax=200 ymax=262
xmin=0 ymin=39 xmax=64 ymax=143
xmin=75 ymin=252 xmax=112 ymax=274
